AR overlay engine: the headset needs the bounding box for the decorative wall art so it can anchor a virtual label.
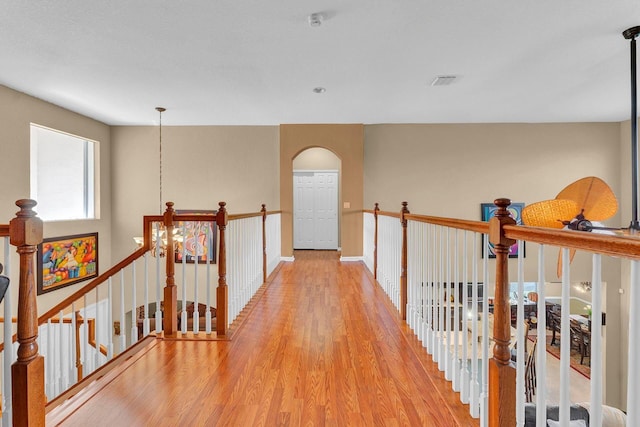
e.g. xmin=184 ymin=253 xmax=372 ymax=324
xmin=175 ymin=210 xmax=217 ymax=264
xmin=481 ymin=203 xmax=525 ymax=258
xmin=37 ymin=233 xmax=98 ymax=294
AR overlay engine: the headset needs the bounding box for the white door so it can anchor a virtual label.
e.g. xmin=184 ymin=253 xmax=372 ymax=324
xmin=293 ymin=171 xmax=338 ymax=250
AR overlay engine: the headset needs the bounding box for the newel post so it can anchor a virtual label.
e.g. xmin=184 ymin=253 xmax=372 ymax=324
xmin=10 ymin=199 xmax=45 ymax=427
xmin=373 ymin=203 xmax=379 ymax=280
xmin=488 ymin=198 xmax=517 ymax=427
xmin=400 ymin=201 xmax=409 ymax=320
xmin=261 ymin=204 xmax=267 ymax=283
xmin=216 ymin=202 xmax=228 ymax=335
xmin=163 ymin=202 xmax=178 ymax=337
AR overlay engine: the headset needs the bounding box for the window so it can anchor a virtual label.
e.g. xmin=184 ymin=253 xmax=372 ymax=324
xmin=30 ymin=124 xmax=97 ymax=221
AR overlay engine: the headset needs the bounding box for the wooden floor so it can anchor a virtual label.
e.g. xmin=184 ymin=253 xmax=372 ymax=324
xmin=56 ymin=251 xmax=478 ymax=426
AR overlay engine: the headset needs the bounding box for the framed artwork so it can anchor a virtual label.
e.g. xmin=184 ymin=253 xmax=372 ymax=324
xmin=175 ymin=210 xmax=217 ymax=264
xmin=37 ymin=233 xmax=98 ymax=295
xmin=481 ymin=203 xmax=525 ymax=258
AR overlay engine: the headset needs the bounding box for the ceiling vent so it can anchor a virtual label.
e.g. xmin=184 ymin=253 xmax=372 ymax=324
xmin=431 ymin=75 xmax=458 ymax=86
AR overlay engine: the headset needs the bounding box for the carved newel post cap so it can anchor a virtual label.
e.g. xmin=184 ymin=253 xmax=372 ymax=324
xmin=218 ymin=201 xmax=226 ymax=208
xmin=10 ymin=199 xmax=43 ymax=247
xmin=374 ymin=202 xmax=379 ymax=210
xmin=493 ymin=198 xmax=512 ymax=210
xmin=261 ymin=204 xmax=266 ymax=212
xmin=165 ymin=201 xmax=175 ymax=210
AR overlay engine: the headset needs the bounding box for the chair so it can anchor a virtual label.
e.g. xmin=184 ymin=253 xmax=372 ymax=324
xmin=524 ymin=338 xmax=538 ymax=403
xmin=184 ymin=302 xmax=217 ymax=332
xmin=549 ymin=311 xmax=561 ymax=346
xmin=572 ymin=324 xmax=590 ymax=365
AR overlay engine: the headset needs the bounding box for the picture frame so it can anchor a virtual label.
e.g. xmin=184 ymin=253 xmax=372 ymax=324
xmin=37 ymin=233 xmax=98 ymax=295
xmin=481 ymin=203 xmax=525 ymax=258
xmin=175 ymin=210 xmax=217 ymax=264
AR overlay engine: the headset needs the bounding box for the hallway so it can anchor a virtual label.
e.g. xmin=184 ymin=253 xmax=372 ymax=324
xmin=55 ymin=251 xmax=477 ymax=426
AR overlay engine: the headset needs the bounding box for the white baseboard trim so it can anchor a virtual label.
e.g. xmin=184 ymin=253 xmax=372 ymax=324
xmin=340 ymin=256 xmax=363 ymax=262
xmin=281 ymin=256 xmax=295 ymax=262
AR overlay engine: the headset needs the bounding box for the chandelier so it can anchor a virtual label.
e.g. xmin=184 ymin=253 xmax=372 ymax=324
xmin=133 ymin=107 xmax=181 ymax=257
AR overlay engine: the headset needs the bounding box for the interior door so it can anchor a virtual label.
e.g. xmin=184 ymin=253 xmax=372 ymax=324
xmin=293 ymin=171 xmax=338 ymax=250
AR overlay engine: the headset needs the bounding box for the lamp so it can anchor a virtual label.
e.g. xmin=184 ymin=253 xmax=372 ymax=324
xmin=133 ymin=107 xmax=181 ymax=257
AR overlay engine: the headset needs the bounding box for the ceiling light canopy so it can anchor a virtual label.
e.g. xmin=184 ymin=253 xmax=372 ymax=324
xmin=313 ymin=87 xmax=326 ymax=94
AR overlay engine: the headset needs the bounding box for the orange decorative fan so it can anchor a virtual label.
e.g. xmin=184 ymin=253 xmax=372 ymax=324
xmin=521 ymin=177 xmax=618 ymax=277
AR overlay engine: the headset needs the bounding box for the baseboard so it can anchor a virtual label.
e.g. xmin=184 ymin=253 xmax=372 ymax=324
xmin=339 ymin=256 xmax=363 ymax=262
xmin=281 ymin=256 xmax=295 ymax=262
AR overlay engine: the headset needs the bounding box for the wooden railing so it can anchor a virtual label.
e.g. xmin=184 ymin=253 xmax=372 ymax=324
xmin=364 ymin=199 xmax=637 ymax=427
xmin=4 ymin=199 xmax=281 ymax=426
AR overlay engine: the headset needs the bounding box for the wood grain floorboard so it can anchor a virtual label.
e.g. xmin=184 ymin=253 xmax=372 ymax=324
xmin=56 ymin=250 xmax=478 ymax=426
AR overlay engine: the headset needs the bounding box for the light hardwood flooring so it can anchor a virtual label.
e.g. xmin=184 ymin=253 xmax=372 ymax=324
xmin=54 ymin=250 xmax=478 ymax=426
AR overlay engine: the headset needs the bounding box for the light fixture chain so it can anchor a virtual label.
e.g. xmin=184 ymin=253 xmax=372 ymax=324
xmin=156 ymin=107 xmax=166 ymax=214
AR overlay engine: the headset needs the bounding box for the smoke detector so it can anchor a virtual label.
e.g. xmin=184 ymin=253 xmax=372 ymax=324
xmin=308 ymin=13 xmax=324 ymax=27
xmin=431 ymin=75 xmax=458 ymax=86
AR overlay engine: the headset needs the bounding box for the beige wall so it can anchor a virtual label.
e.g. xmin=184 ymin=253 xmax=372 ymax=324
xmin=280 ymin=124 xmax=363 ymax=257
xmin=0 ymin=85 xmax=112 ymax=314
xmin=110 ymin=125 xmax=280 ymax=262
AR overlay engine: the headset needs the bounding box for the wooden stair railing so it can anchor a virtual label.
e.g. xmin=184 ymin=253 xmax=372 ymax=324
xmin=7 ymin=199 xmax=279 ymax=426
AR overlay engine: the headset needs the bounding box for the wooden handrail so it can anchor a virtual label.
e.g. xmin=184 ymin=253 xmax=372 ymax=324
xmin=504 ymin=224 xmax=640 ymax=259
xmin=406 ymin=213 xmax=490 ymax=234
xmin=376 ymin=210 xmax=401 ymax=219
xmin=38 ymin=247 xmax=148 ymax=325
xmin=0 ymin=224 xmax=8 ymax=236
xmin=228 ymin=209 xmax=282 ymax=221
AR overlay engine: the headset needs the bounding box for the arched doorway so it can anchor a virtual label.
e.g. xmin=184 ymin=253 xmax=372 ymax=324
xmin=293 ymin=148 xmax=341 ymax=250
xmin=279 ymin=124 xmax=364 ymax=258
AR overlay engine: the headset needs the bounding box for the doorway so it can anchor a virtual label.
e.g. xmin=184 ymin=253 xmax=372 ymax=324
xmin=293 ymin=170 xmax=338 ymax=249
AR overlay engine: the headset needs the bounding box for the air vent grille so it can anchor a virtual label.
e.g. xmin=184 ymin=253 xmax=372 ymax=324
xmin=431 ymin=75 xmax=458 ymax=86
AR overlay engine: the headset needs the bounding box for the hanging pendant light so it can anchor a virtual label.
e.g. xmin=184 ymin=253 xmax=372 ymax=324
xmin=133 ymin=107 xmax=181 ymax=256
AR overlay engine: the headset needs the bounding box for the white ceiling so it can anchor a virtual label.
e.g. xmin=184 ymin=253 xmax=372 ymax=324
xmin=1 ymin=1 xmax=639 ymax=126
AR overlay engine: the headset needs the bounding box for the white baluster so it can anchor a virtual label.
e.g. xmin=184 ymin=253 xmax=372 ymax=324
xmin=206 ymin=223 xmax=212 ymax=334
xmin=452 ymin=229 xmax=460 ymax=392
xmin=71 ymin=302 xmax=78 ymax=385
xmin=536 ymin=245 xmax=547 ymax=427
xmin=143 ymin=253 xmax=149 ymax=337
xmin=193 ymin=231 xmax=199 ymax=335
xmin=107 ymin=277 xmax=114 ymax=359
xmin=57 ymin=310 xmax=63 ymax=395
xmin=47 ymin=320 xmax=53 ymax=398
xmin=438 ymin=227 xmax=445 ymax=371
xmin=590 ymin=254 xmax=603 ymax=427
xmin=559 ymin=248 xmax=571 ymax=425
xmin=130 ymin=261 xmax=138 ymax=343
xmin=470 ymin=233 xmax=480 ymax=417
xmin=181 ymin=221 xmax=187 ymax=334
xmin=155 ymin=250 xmax=162 ymax=334
xmin=119 ymin=269 xmax=126 ymax=353
xmin=627 ymin=259 xmax=640 ymax=426
xmin=445 ymin=227 xmax=452 ymax=381
xmin=82 ymin=294 xmax=88 ymax=377
xmin=95 ymin=289 xmax=101 ymax=369
xmin=460 ymin=230 xmax=469 ymax=404
xmin=480 ymin=233 xmax=490 ymax=427
xmin=3 ymin=237 xmax=12 ymax=426
xmin=515 ymin=240 xmax=524 ymax=426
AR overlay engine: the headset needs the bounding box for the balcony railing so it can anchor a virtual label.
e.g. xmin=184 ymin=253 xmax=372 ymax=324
xmin=364 ymin=199 xmax=635 ymax=427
